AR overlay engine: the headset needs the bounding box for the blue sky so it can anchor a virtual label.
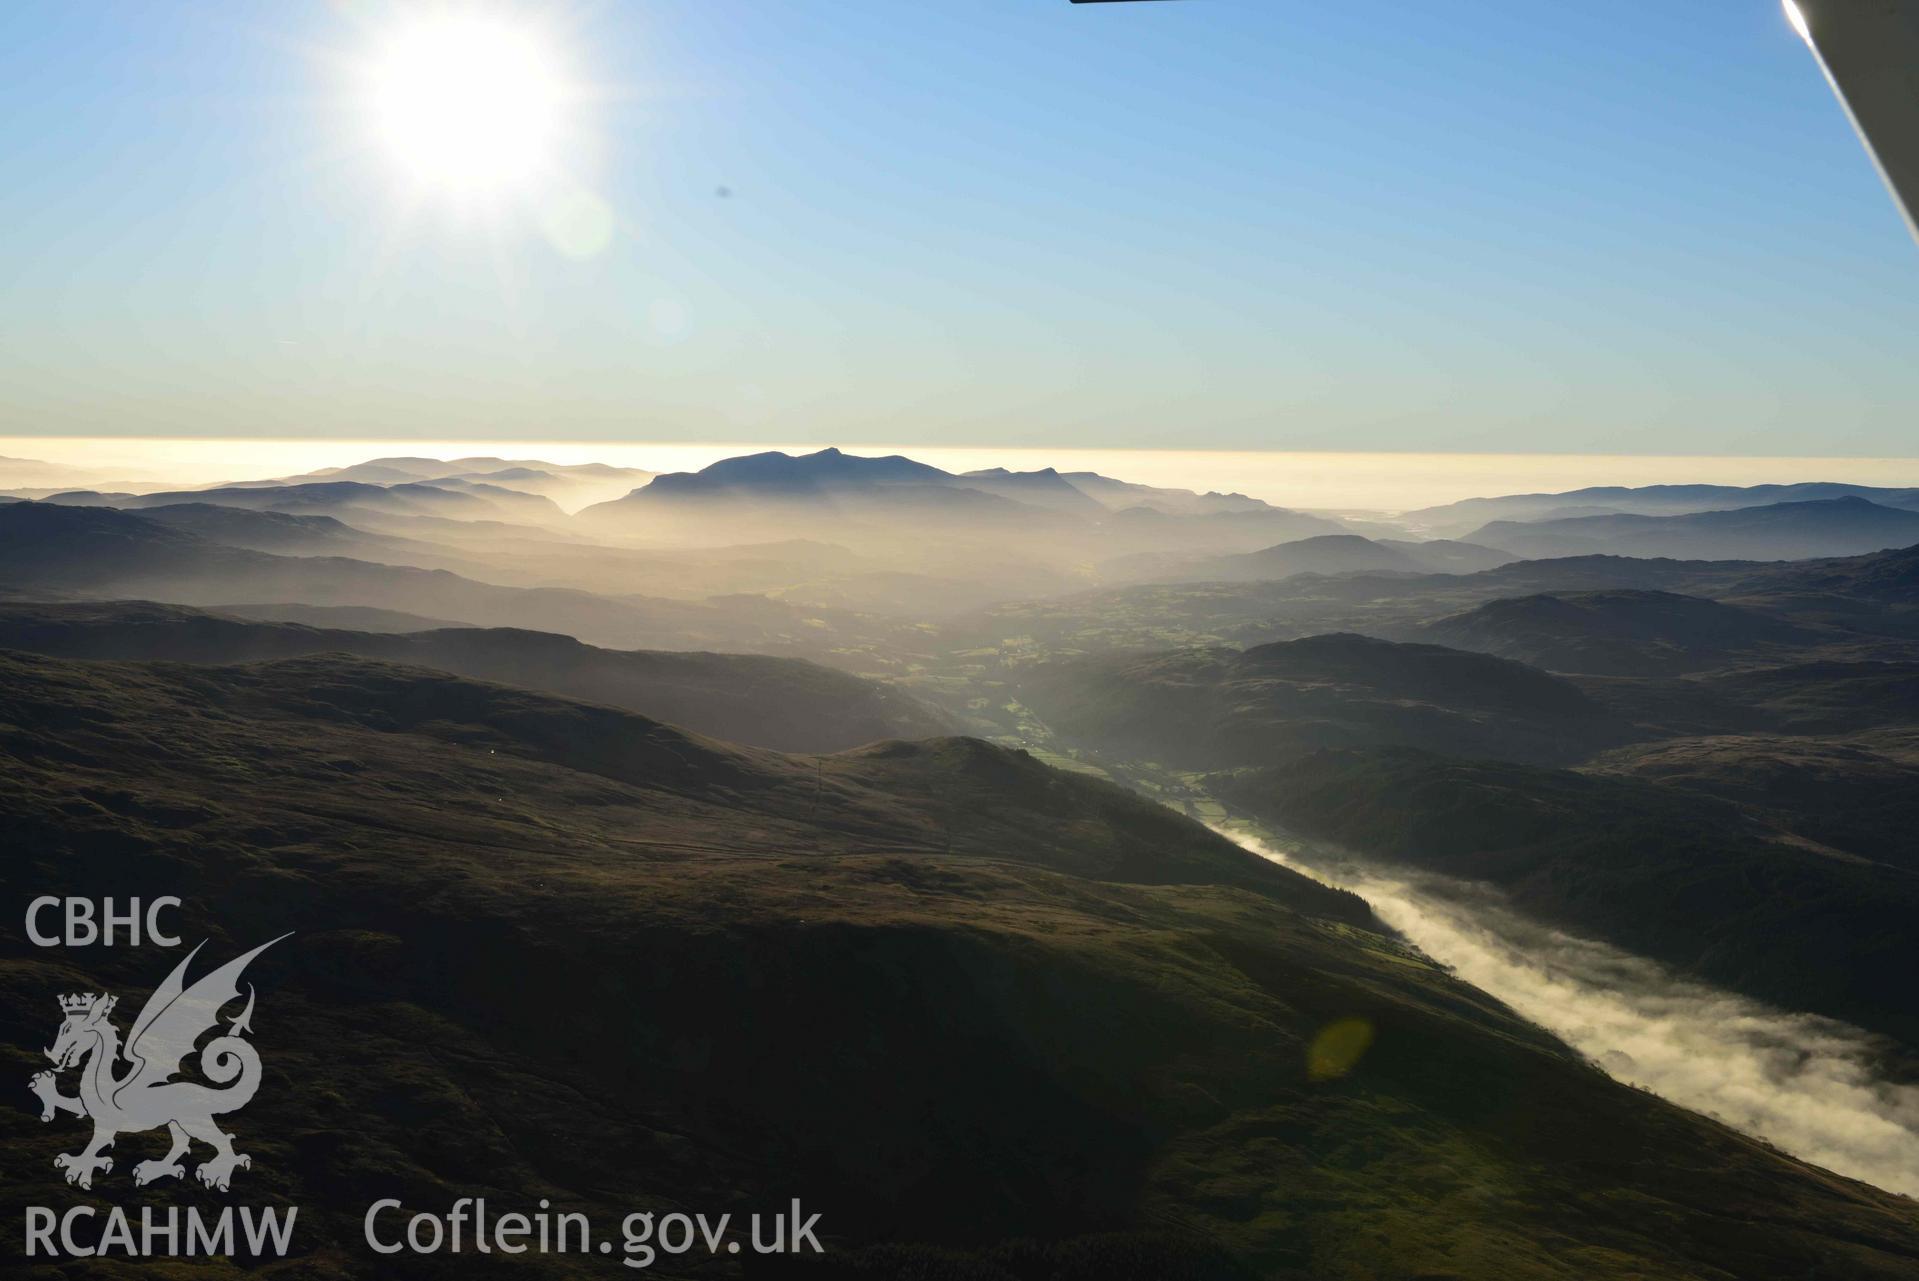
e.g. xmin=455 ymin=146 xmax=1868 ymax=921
xmin=0 ymin=0 xmax=1913 ymax=455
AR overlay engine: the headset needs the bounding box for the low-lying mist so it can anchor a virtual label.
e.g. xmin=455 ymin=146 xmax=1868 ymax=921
xmin=1221 ymin=827 xmax=1919 ymax=1200
xmin=15 ymin=437 xmax=1919 ymax=511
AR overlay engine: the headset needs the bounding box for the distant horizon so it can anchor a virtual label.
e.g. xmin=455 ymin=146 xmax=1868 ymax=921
xmin=8 ymin=436 xmax=1919 ymax=514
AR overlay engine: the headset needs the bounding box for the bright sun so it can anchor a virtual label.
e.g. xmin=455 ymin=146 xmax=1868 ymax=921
xmin=362 ymin=13 xmax=572 ymax=198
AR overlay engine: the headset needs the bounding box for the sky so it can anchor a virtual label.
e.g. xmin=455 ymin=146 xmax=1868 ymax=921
xmin=1 ymin=0 xmax=1915 ymax=458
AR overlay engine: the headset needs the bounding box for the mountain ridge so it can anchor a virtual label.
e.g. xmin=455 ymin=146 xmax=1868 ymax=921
xmin=0 ymin=599 xmax=954 ymax=752
xmin=1471 ymin=497 xmax=1919 ymax=562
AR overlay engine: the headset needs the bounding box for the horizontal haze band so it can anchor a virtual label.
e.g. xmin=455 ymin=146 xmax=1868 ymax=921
xmin=8 ymin=438 xmax=1919 ymax=513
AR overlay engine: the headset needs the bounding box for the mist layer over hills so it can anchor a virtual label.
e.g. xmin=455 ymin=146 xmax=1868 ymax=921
xmin=8 ymin=444 xmax=1919 ymax=1275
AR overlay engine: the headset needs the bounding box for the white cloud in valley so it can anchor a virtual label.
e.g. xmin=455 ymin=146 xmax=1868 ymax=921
xmin=1225 ymin=828 xmax=1919 ymax=1200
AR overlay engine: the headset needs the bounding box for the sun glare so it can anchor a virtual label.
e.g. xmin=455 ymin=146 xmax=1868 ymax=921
xmin=362 ymin=13 xmax=571 ymax=198
xmin=1783 ymin=0 xmax=1812 ymax=43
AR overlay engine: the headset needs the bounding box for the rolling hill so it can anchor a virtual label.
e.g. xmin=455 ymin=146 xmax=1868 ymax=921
xmin=1594 ymin=730 xmax=1919 ymax=870
xmin=1420 ymin=590 xmax=1821 ymax=676
xmin=0 ymin=600 xmax=952 ymax=752
xmin=264 ymin=456 xmax=656 ymax=510
xmin=953 ymin=553 xmax=1790 ymax=660
xmin=1375 ymin=537 xmax=1520 ymax=572
xmin=1218 ymin=746 xmax=1919 ymax=1051
xmin=0 ymin=502 xmax=837 ymax=654
xmin=127 ymin=502 xmax=433 ymax=559
xmin=5 ymin=651 xmax=1919 ymax=1277
xmin=1469 ymin=498 xmax=1919 ymax=562
xmin=1408 ymin=482 xmax=1919 ymax=538
xmin=48 ymin=479 xmax=566 ymax=526
xmin=1020 ymin=633 xmax=1629 ymax=767
xmin=215 ymin=601 xmax=470 ymax=632
xmin=1104 ymin=535 xmax=1421 ymax=585
xmin=1105 ymin=535 xmax=1519 ymax=587
xmin=1059 ymin=471 xmax=1275 ymax=516
xmin=1733 ymin=541 xmax=1919 ymax=605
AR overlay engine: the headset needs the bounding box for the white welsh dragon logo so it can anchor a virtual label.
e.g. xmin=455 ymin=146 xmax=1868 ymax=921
xmin=28 ymin=936 xmax=288 ymax=1192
